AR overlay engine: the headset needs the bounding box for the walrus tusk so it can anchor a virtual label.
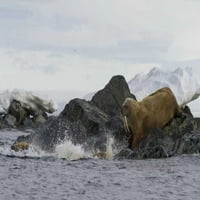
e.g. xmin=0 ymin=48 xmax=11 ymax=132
xmin=123 ymin=116 xmax=130 ymax=133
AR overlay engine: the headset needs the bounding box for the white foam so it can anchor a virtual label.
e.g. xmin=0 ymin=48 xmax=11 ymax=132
xmin=0 ymin=89 xmax=58 ymax=114
xmin=54 ymin=140 xmax=90 ymax=160
xmin=105 ymin=136 xmax=114 ymax=160
xmin=0 ymin=144 xmax=50 ymax=158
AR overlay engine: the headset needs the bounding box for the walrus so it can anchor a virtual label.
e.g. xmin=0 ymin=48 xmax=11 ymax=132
xmin=122 ymin=87 xmax=182 ymax=149
xmin=11 ymin=142 xmax=30 ymax=152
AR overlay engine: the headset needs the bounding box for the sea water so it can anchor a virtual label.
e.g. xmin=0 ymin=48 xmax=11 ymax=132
xmin=1 ymin=130 xmax=200 ymax=200
xmin=1 ymin=67 xmax=200 ymax=199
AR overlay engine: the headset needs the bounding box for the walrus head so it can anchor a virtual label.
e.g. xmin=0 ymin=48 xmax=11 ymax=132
xmin=121 ymin=98 xmax=133 ymax=133
xmin=122 ymin=98 xmax=140 ymax=133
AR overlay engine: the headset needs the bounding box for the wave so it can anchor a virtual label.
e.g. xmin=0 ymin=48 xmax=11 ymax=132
xmin=54 ymin=136 xmax=115 ymax=160
xmin=0 ymin=131 xmax=115 ymax=161
xmin=129 ymin=67 xmax=200 ymax=106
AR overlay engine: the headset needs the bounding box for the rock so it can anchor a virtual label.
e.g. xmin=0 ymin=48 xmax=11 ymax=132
xmin=182 ymin=105 xmax=193 ymax=118
xmin=0 ymin=116 xmax=9 ymax=129
xmin=194 ymin=118 xmax=200 ymax=129
xmin=12 ymin=75 xmax=200 ymax=160
xmin=61 ymin=98 xmax=109 ymax=133
xmin=23 ymin=118 xmax=36 ymax=128
xmin=113 ymin=148 xmax=135 ymax=160
xmin=14 ymin=75 xmax=133 ymax=153
xmin=114 ymin=115 xmax=200 ymax=160
xmin=4 ymin=114 xmax=16 ymax=127
xmin=8 ymin=100 xmax=27 ymax=125
xmin=35 ymin=115 xmax=47 ymax=124
xmin=91 ymin=75 xmax=136 ymax=117
xmin=11 ymin=142 xmax=30 ymax=152
xmin=176 ymin=131 xmax=200 ymax=155
xmin=0 ymin=98 xmax=51 ymax=129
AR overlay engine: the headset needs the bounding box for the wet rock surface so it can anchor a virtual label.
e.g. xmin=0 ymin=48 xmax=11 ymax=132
xmin=9 ymin=75 xmax=200 ymax=159
xmin=0 ymin=99 xmax=49 ymax=129
xmin=13 ymin=75 xmax=133 ymax=153
xmin=114 ymin=107 xmax=200 ymax=160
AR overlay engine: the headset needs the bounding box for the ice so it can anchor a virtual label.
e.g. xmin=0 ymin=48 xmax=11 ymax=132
xmin=129 ymin=67 xmax=200 ymax=106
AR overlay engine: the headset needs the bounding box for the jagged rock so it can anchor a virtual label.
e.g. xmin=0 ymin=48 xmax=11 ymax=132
xmin=194 ymin=118 xmax=200 ymax=129
xmin=114 ymin=110 xmax=200 ymax=160
xmin=91 ymin=75 xmax=136 ymax=117
xmin=12 ymin=75 xmax=200 ymax=160
xmin=14 ymin=75 xmax=133 ymax=153
xmin=0 ymin=99 xmax=52 ymax=129
xmin=8 ymin=100 xmax=27 ymax=125
xmin=35 ymin=115 xmax=47 ymax=124
xmin=0 ymin=116 xmax=9 ymax=129
xmin=61 ymin=98 xmax=109 ymax=134
xmin=11 ymin=142 xmax=30 ymax=152
xmin=4 ymin=114 xmax=16 ymax=128
xmin=174 ymin=130 xmax=200 ymax=154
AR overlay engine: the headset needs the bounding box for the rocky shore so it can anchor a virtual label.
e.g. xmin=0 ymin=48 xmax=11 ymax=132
xmin=1 ymin=75 xmax=200 ymax=159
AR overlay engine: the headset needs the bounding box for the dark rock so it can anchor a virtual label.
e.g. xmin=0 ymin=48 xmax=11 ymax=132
xmin=12 ymin=75 xmax=200 ymax=160
xmin=0 ymin=99 xmax=52 ymax=130
xmin=35 ymin=115 xmax=47 ymax=124
xmin=8 ymin=100 xmax=27 ymax=125
xmin=13 ymin=134 xmax=33 ymax=145
xmin=14 ymin=75 xmax=133 ymax=153
xmin=4 ymin=114 xmax=16 ymax=128
xmin=182 ymin=105 xmax=193 ymax=118
xmin=61 ymin=98 xmax=109 ymax=134
xmin=0 ymin=116 xmax=9 ymax=129
xmin=23 ymin=118 xmax=36 ymax=128
xmin=91 ymin=75 xmax=135 ymax=117
xmin=113 ymin=148 xmax=135 ymax=160
xmin=114 ymin=114 xmax=200 ymax=160
xmin=176 ymin=131 xmax=200 ymax=154
xmin=194 ymin=118 xmax=200 ymax=129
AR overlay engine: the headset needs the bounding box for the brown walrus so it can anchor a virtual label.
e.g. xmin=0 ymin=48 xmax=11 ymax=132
xmin=122 ymin=87 xmax=182 ymax=149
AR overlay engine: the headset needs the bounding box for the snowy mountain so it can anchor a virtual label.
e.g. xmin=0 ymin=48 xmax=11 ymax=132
xmin=129 ymin=67 xmax=200 ymax=106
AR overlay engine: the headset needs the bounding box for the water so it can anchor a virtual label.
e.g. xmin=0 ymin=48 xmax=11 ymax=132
xmin=1 ymin=130 xmax=200 ymax=200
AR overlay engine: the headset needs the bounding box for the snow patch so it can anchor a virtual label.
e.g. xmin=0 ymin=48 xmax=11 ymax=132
xmin=0 ymin=89 xmax=58 ymax=114
xmin=129 ymin=67 xmax=200 ymax=106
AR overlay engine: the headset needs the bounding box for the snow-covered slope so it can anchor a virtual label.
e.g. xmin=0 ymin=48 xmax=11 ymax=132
xmin=0 ymin=89 xmax=58 ymax=114
xmin=129 ymin=67 xmax=200 ymax=107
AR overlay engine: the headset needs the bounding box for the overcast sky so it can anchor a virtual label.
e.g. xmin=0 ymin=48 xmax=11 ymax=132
xmin=0 ymin=0 xmax=200 ymax=95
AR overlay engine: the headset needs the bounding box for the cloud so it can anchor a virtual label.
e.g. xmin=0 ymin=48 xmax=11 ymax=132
xmin=0 ymin=0 xmax=200 ymax=93
xmin=2 ymin=0 xmax=200 ymax=62
xmin=0 ymin=47 xmax=161 ymax=92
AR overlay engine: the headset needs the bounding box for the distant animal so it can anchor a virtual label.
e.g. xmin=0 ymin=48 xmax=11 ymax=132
xmin=122 ymin=87 xmax=182 ymax=149
xmin=11 ymin=142 xmax=29 ymax=152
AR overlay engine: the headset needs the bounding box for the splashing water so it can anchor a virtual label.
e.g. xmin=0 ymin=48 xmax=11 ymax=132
xmin=0 ymin=143 xmax=50 ymax=158
xmin=105 ymin=136 xmax=114 ymax=160
xmin=54 ymin=140 xmax=91 ymax=160
xmin=0 ymin=128 xmax=116 ymax=161
xmin=53 ymin=135 xmax=116 ymax=161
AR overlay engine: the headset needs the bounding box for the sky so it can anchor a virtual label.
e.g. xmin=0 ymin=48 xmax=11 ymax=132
xmin=0 ymin=0 xmax=200 ymax=97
